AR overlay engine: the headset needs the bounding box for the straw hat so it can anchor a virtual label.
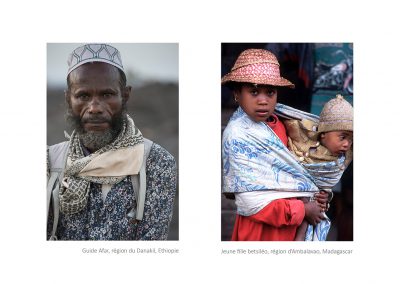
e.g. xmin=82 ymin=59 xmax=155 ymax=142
xmin=221 ymin=49 xmax=294 ymax=88
xmin=318 ymin=94 xmax=353 ymax=133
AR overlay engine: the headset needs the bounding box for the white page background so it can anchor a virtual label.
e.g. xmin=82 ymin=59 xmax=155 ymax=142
xmin=0 ymin=1 xmax=398 ymax=283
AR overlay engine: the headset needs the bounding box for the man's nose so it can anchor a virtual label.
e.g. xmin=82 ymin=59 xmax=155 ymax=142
xmin=88 ymin=97 xmax=103 ymax=113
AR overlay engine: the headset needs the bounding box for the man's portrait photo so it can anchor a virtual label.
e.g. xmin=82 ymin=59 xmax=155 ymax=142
xmin=47 ymin=43 xmax=178 ymax=240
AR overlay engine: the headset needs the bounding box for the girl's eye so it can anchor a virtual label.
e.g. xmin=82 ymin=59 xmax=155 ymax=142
xmin=250 ymin=89 xmax=258 ymax=96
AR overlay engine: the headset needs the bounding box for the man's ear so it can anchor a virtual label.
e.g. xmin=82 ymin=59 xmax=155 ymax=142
xmin=122 ymin=86 xmax=131 ymax=104
xmin=65 ymin=90 xmax=71 ymax=105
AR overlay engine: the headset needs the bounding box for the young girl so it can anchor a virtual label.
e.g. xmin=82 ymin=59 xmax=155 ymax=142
xmin=222 ymin=49 xmax=328 ymax=241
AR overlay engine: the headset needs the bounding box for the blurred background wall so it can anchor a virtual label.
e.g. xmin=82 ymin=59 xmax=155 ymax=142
xmin=47 ymin=43 xmax=179 ymax=240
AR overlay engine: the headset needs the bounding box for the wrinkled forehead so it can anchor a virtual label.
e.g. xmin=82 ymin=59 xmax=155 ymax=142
xmin=68 ymin=62 xmax=122 ymax=87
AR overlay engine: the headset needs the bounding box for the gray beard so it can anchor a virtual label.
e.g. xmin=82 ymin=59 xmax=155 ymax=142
xmin=79 ymin=129 xmax=117 ymax=151
xmin=66 ymin=107 xmax=126 ymax=152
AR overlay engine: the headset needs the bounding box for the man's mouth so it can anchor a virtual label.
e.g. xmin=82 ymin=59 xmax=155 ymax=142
xmin=85 ymin=120 xmax=108 ymax=124
xmin=82 ymin=116 xmax=110 ymax=124
xmin=82 ymin=118 xmax=110 ymax=131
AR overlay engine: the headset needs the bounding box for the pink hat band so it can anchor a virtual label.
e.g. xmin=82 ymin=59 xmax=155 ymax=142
xmin=232 ymin=62 xmax=281 ymax=81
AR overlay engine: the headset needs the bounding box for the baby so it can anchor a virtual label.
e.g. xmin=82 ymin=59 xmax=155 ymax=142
xmin=284 ymin=94 xmax=353 ymax=240
xmin=284 ymin=94 xmax=353 ymax=167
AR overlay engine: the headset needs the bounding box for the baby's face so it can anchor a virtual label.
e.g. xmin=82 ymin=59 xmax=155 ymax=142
xmin=320 ymin=131 xmax=353 ymax=156
xmin=235 ymin=84 xmax=277 ymax=122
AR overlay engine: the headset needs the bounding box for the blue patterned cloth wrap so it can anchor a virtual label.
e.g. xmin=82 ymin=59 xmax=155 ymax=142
xmin=222 ymin=104 xmax=347 ymax=241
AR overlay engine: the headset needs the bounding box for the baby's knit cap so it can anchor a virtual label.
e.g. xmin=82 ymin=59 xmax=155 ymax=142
xmin=318 ymin=94 xmax=353 ymax=133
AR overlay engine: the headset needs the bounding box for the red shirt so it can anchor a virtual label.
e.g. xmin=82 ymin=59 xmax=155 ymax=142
xmin=266 ymin=114 xmax=288 ymax=146
xmin=231 ymin=114 xmax=305 ymax=241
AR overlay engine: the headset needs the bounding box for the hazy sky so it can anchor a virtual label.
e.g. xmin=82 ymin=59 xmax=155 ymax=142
xmin=47 ymin=43 xmax=179 ymax=87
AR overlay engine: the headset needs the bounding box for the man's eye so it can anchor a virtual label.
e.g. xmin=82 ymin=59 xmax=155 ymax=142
xmin=103 ymin=93 xmax=113 ymax=98
xmin=77 ymin=94 xmax=89 ymax=100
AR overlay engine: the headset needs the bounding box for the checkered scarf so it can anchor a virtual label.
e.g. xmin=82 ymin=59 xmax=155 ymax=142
xmin=60 ymin=115 xmax=143 ymax=214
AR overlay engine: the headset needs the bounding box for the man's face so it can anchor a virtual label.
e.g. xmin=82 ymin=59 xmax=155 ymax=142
xmin=66 ymin=62 xmax=130 ymax=151
xmin=235 ymin=84 xmax=278 ymax=122
xmin=320 ymin=131 xmax=353 ymax=156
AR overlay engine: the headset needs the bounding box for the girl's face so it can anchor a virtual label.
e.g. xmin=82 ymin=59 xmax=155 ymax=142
xmin=235 ymin=84 xmax=278 ymax=122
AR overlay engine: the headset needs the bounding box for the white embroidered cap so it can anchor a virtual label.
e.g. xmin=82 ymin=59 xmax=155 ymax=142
xmin=67 ymin=43 xmax=125 ymax=75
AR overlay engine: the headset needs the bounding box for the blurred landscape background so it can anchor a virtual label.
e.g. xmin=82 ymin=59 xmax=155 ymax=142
xmin=47 ymin=43 xmax=179 ymax=240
